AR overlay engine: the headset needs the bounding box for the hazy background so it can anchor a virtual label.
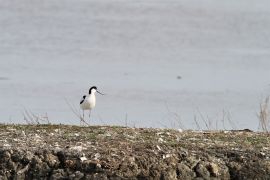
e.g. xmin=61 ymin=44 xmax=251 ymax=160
xmin=0 ymin=0 xmax=270 ymax=130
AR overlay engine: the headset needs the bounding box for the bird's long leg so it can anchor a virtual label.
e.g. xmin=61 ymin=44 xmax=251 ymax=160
xmin=79 ymin=110 xmax=82 ymax=126
xmin=89 ymin=110 xmax=91 ymax=122
xmin=82 ymin=110 xmax=85 ymax=124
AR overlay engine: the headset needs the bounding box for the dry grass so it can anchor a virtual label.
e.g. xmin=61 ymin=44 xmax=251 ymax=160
xmin=0 ymin=124 xmax=269 ymax=152
xmin=20 ymin=96 xmax=270 ymax=133
xmin=258 ymin=96 xmax=270 ymax=132
xmin=22 ymin=109 xmax=50 ymax=125
xmin=65 ymin=98 xmax=89 ymax=126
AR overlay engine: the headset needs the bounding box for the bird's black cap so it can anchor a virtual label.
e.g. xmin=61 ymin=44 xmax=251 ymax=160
xmin=89 ymin=86 xmax=97 ymax=94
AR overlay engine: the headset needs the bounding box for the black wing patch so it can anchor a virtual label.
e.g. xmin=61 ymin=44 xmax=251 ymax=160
xmin=80 ymin=95 xmax=86 ymax=104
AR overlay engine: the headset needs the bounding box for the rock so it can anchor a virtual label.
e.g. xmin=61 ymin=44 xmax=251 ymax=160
xmin=85 ymin=173 xmax=108 ymax=180
xmin=22 ymin=151 xmax=34 ymax=165
xmin=161 ymin=168 xmax=177 ymax=180
xmin=56 ymin=151 xmax=66 ymax=167
xmin=0 ymin=175 xmax=8 ymax=180
xmin=228 ymin=161 xmax=242 ymax=179
xmin=11 ymin=150 xmax=24 ymax=162
xmin=65 ymin=159 xmax=76 ymax=169
xmin=1 ymin=150 xmax=11 ymax=162
xmin=186 ymin=157 xmax=200 ymax=169
xmin=206 ymin=159 xmax=230 ymax=179
xmin=69 ymin=171 xmax=84 ymax=180
xmin=208 ymin=162 xmax=219 ymax=177
xmin=194 ymin=178 xmax=205 ymax=180
xmin=116 ymin=157 xmax=139 ymax=178
xmin=177 ymin=163 xmax=196 ymax=179
xmin=148 ymin=164 xmax=161 ymax=179
xmin=28 ymin=156 xmax=51 ymax=179
xmin=195 ymin=162 xmax=210 ymax=179
xmin=74 ymin=171 xmax=84 ymax=179
xmin=44 ymin=153 xmax=60 ymax=168
xmin=80 ymin=156 xmax=87 ymax=162
xmin=17 ymin=164 xmax=30 ymax=175
xmin=6 ymin=160 xmax=17 ymax=173
xmin=50 ymin=169 xmax=67 ymax=180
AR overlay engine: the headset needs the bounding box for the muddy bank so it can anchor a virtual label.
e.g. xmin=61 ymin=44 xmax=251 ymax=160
xmin=0 ymin=124 xmax=269 ymax=180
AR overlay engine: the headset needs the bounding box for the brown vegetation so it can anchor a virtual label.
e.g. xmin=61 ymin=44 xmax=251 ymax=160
xmin=0 ymin=124 xmax=270 ymax=179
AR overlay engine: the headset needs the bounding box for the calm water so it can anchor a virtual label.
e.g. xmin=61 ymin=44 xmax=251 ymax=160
xmin=1 ymin=0 xmax=270 ymax=130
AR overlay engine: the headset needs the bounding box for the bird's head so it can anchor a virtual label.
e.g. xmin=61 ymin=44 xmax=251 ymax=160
xmin=89 ymin=86 xmax=105 ymax=95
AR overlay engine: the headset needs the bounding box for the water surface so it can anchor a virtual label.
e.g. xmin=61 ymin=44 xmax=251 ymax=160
xmin=1 ymin=0 xmax=270 ymax=130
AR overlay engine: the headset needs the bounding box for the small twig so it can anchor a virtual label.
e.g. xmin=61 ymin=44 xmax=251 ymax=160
xmin=157 ymin=120 xmax=168 ymax=129
xmin=193 ymin=115 xmax=201 ymax=131
xmin=215 ymin=118 xmax=218 ymax=130
xmin=22 ymin=108 xmax=50 ymax=125
xmin=64 ymin=98 xmax=89 ymax=126
xmin=196 ymin=108 xmax=210 ymax=130
xmin=97 ymin=114 xmax=105 ymax=125
xmin=165 ymin=102 xmax=185 ymax=130
xmin=226 ymin=110 xmax=237 ymax=130
xmin=257 ymin=96 xmax=270 ymax=132
xmin=125 ymin=113 xmax=128 ymax=127
xmin=222 ymin=109 xmax=226 ymax=130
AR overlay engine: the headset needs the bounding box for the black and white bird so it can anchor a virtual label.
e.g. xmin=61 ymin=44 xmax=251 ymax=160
xmin=80 ymin=86 xmax=104 ymax=120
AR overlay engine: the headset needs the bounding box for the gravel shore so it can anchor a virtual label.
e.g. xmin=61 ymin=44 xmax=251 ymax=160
xmin=0 ymin=124 xmax=269 ymax=179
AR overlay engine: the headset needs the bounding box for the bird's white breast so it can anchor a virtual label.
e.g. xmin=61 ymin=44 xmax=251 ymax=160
xmin=87 ymin=94 xmax=96 ymax=109
xmin=80 ymin=94 xmax=96 ymax=110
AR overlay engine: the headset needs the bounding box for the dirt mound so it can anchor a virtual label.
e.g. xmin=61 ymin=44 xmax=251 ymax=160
xmin=0 ymin=124 xmax=269 ymax=179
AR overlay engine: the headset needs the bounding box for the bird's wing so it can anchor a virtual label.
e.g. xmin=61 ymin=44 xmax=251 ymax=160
xmin=80 ymin=96 xmax=86 ymax=104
